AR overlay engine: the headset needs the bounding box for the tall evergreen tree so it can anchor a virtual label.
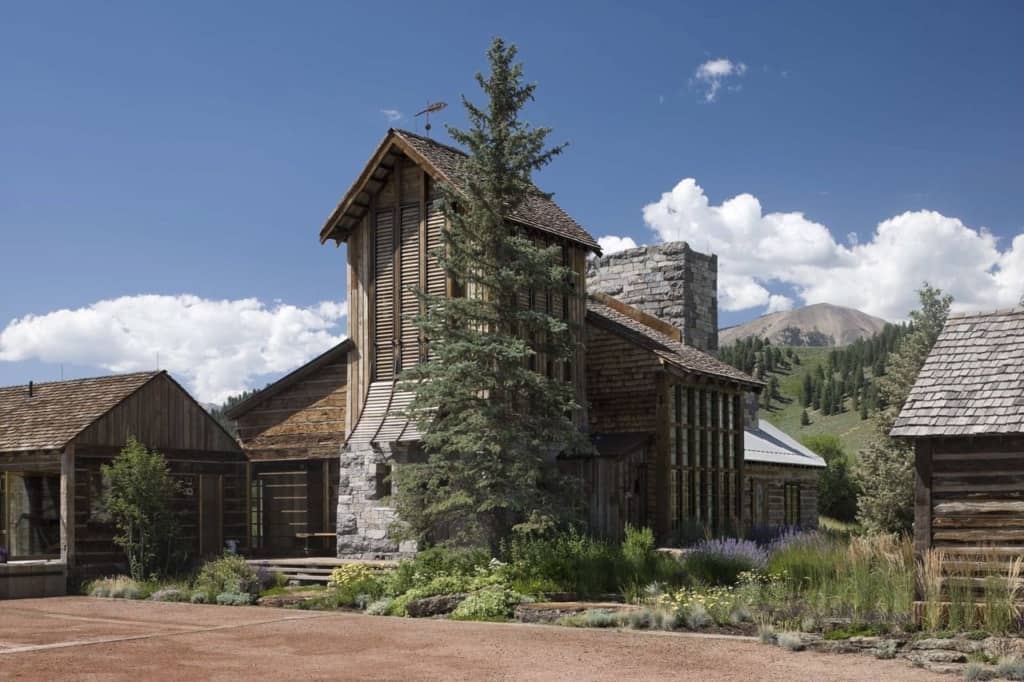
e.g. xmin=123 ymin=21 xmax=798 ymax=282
xmin=855 ymin=283 xmax=952 ymax=533
xmin=393 ymin=38 xmax=588 ymax=550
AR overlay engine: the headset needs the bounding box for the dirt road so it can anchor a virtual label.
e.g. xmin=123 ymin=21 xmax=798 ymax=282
xmin=0 ymin=597 xmax=942 ymax=681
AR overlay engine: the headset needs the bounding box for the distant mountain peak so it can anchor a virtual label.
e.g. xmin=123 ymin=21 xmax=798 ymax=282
xmin=720 ymin=303 xmax=888 ymax=347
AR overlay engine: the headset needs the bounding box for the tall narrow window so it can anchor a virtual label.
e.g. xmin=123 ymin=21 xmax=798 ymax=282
xmin=784 ymin=483 xmax=801 ymax=526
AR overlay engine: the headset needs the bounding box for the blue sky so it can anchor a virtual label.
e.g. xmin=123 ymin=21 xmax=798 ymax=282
xmin=2 ymin=1 xmax=1022 ymax=401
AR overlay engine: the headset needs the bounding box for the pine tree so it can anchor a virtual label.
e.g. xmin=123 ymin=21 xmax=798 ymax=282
xmin=855 ymin=283 xmax=952 ymax=533
xmin=393 ymin=38 xmax=587 ymax=550
xmin=800 ymin=409 xmax=811 ymax=426
xmin=801 ymin=373 xmax=814 ymax=408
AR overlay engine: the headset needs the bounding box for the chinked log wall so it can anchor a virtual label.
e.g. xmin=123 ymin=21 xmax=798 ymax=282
xmin=917 ymin=436 xmax=1024 ymax=577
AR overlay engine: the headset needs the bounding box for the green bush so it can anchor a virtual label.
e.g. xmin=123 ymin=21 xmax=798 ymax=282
xmin=449 ymin=587 xmax=523 ymax=622
xmin=365 ymin=598 xmax=393 ymax=616
xmin=504 ymin=528 xmax=621 ymax=597
xmin=190 ymin=591 xmax=209 ymax=604
xmin=194 ymin=554 xmax=260 ymax=601
xmin=215 ymin=591 xmax=254 ymax=606
xmin=326 ymin=563 xmax=385 ymax=606
xmin=385 ymin=546 xmax=490 ymax=597
xmin=149 ymin=587 xmax=189 ymax=602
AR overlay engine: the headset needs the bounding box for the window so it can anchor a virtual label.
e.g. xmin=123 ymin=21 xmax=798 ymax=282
xmin=784 ymin=483 xmax=801 ymax=527
xmin=374 ymin=463 xmax=392 ymax=500
xmin=2 ymin=472 xmax=61 ymax=559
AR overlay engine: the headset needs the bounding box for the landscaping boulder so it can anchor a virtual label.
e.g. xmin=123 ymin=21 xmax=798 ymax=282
xmin=406 ymin=593 xmax=467 ymax=618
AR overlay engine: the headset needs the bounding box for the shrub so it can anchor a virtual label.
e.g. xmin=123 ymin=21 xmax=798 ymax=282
xmin=365 ymin=599 xmax=393 ymax=616
xmin=88 ymin=576 xmax=147 ymax=599
xmin=385 ymin=546 xmax=490 ymax=597
xmin=194 ymin=554 xmax=260 ymax=601
xmin=504 ymin=528 xmax=620 ymax=597
xmin=216 ymin=591 xmax=254 ymax=606
xmin=776 ymin=632 xmax=805 ymax=652
xmin=449 ymin=587 xmax=523 ymax=622
xmin=963 ymin=662 xmax=991 ymax=681
xmin=149 ymin=588 xmax=188 ymax=602
xmin=190 ymin=591 xmax=209 ymax=604
xmin=684 ymin=538 xmax=766 ymax=586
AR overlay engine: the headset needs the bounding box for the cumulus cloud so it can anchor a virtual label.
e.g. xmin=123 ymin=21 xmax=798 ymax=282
xmin=765 ymin=295 xmax=795 ymax=314
xmin=642 ymin=178 xmax=1024 ymax=320
xmin=380 ymin=109 xmax=402 ymax=122
xmin=597 ymin=235 xmax=639 ymax=254
xmin=0 ymin=295 xmax=348 ymax=404
xmin=693 ymin=58 xmax=747 ymax=102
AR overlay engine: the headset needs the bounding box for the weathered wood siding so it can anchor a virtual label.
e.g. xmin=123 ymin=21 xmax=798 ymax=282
xmin=74 ymin=373 xmax=239 ymax=453
xmin=917 ymin=436 xmax=1024 ymax=564
xmin=346 ymin=152 xmax=590 ymax=434
xmin=236 ymin=359 xmax=347 ymax=461
xmin=559 ymin=444 xmax=648 ymax=543
xmin=72 ymin=446 xmax=246 ymax=579
xmin=585 ymin=324 xmax=660 ymax=433
xmin=743 ymin=463 xmax=819 ymax=529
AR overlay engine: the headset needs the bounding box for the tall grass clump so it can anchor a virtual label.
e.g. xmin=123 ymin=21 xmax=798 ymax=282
xmin=947 ymin=558 xmax=977 ymax=633
xmin=505 ymin=528 xmax=620 ymax=596
xmin=982 ymin=553 xmax=1024 ymax=634
xmin=919 ymin=548 xmax=946 ymax=632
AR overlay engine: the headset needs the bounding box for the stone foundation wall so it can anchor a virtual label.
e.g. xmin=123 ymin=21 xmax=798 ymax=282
xmin=336 ymin=442 xmax=417 ymax=560
xmin=587 ymin=242 xmax=718 ymax=352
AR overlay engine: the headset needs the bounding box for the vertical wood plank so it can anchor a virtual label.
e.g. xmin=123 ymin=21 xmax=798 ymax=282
xmin=60 ymin=444 xmax=76 ymax=570
xmin=654 ymin=372 xmax=670 ymax=540
xmin=914 ymin=440 xmax=933 ymax=556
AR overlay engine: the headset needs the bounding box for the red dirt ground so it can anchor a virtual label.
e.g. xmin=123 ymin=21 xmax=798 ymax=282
xmin=0 ymin=597 xmax=943 ymax=681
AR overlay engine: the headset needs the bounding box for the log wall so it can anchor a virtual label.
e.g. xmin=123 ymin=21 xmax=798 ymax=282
xmin=742 ymin=463 xmax=819 ymax=529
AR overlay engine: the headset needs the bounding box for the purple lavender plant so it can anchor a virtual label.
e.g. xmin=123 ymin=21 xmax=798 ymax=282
xmin=690 ymin=538 xmax=768 ymax=571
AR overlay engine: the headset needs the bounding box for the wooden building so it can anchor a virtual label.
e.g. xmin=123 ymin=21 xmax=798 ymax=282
xmin=891 ymin=306 xmax=1024 ymax=570
xmin=226 ymin=341 xmax=351 ymax=556
xmin=0 ymin=372 xmax=245 ymax=597
xmin=742 ymin=416 xmax=825 ymax=529
xmin=319 ymin=128 xmax=600 ymax=557
xmin=576 ymin=294 xmax=763 ymax=542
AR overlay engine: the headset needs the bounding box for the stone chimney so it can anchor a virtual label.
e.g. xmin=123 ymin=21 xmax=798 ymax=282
xmin=587 ymin=242 xmax=718 ymax=352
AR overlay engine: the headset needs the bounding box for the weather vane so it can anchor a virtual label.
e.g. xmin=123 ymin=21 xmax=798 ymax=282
xmin=415 ymin=101 xmax=447 ymax=136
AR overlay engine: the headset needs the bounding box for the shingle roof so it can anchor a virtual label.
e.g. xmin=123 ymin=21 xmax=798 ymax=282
xmin=586 ymin=299 xmax=763 ymax=388
xmin=745 ymin=420 xmax=826 ymax=468
xmin=0 ymin=372 xmax=161 ymax=453
xmin=321 ymin=128 xmax=600 ymax=252
xmin=891 ymin=306 xmax=1024 ymax=438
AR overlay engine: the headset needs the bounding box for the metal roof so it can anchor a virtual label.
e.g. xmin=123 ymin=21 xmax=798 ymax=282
xmin=744 ymin=420 xmax=826 ymax=468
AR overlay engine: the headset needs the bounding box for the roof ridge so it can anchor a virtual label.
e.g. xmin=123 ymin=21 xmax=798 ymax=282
xmin=390 ymin=128 xmax=469 ymax=158
xmin=0 ymin=370 xmax=162 ymax=392
xmin=946 ymin=305 xmax=1024 ymax=320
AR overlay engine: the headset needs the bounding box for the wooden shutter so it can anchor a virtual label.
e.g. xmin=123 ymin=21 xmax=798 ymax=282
xmin=374 ymin=208 xmax=395 ymax=380
xmin=425 ymin=201 xmax=446 ymax=297
xmin=399 ymin=204 xmax=420 ymax=370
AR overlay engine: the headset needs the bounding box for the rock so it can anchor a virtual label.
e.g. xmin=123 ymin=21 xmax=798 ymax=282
xmin=405 ymin=593 xmax=468 ymax=618
xmin=911 ymin=637 xmax=983 ymax=654
xmin=807 ymin=640 xmax=858 ymax=655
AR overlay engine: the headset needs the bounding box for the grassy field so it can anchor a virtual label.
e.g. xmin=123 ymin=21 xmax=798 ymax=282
xmin=759 ymin=346 xmax=875 ymax=458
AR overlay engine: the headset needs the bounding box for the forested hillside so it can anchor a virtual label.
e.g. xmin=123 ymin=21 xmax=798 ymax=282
xmin=718 ymin=323 xmax=910 ymax=455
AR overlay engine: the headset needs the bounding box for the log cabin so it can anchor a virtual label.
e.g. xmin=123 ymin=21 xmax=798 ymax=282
xmin=0 ymin=371 xmax=246 ymax=598
xmin=891 ymin=306 xmax=1024 ymax=573
xmin=226 ymin=340 xmax=351 ymax=556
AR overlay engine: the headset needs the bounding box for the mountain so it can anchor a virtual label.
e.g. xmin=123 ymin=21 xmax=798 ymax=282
xmin=719 ymin=303 xmax=888 ymax=348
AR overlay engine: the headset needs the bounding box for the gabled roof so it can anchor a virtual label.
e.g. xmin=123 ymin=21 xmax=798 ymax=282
xmin=225 ymin=340 xmax=353 ymax=421
xmin=319 ymin=128 xmax=600 ymax=252
xmin=586 ymin=295 xmax=763 ymax=389
xmin=891 ymin=306 xmax=1024 ymax=438
xmin=0 ymin=372 xmax=161 ymax=453
xmin=744 ymin=420 xmax=826 ymax=468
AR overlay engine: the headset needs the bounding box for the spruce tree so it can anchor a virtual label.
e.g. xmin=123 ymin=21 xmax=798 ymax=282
xmin=393 ymin=38 xmax=588 ymax=550
xmin=855 ymin=283 xmax=952 ymax=533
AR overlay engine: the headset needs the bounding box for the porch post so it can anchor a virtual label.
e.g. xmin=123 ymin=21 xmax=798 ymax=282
xmin=60 ymin=444 xmax=76 ymax=570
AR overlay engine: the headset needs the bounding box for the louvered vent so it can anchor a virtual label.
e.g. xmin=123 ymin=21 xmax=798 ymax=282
xmin=374 ymin=208 xmax=395 ymax=380
xmin=399 ymin=203 xmax=421 ymax=371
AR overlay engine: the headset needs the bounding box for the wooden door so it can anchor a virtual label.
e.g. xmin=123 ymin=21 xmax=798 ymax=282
xmin=259 ymin=470 xmax=308 ymax=553
xmin=199 ymin=475 xmax=223 ymax=557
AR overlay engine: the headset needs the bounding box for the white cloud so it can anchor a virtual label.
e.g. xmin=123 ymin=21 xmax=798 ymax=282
xmin=0 ymin=295 xmax=348 ymax=404
xmin=765 ymin=295 xmax=795 ymax=314
xmin=693 ymin=58 xmax=747 ymax=102
xmin=642 ymin=177 xmax=1024 ymax=320
xmin=597 ymin=235 xmax=639 ymax=254
xmin=380 ymin=109 xmax=402 ymax=122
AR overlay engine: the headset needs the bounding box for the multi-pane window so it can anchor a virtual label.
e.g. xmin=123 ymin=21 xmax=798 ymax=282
xmin=784 ymin=483 xmax=801 ymax=526
xmin=667 ymin=385 xmax=741 ymax=534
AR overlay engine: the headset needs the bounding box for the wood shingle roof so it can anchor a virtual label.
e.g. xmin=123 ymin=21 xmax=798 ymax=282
xmin=586 ymin=297 xmax=763 ymax=389
xmin=0 ymin=372 xmax=160 ymax=453
xmin=320 ymin=128 xmax=600 ymax=252
xmin=891 ymin=307 xmax=1024 ymax=438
